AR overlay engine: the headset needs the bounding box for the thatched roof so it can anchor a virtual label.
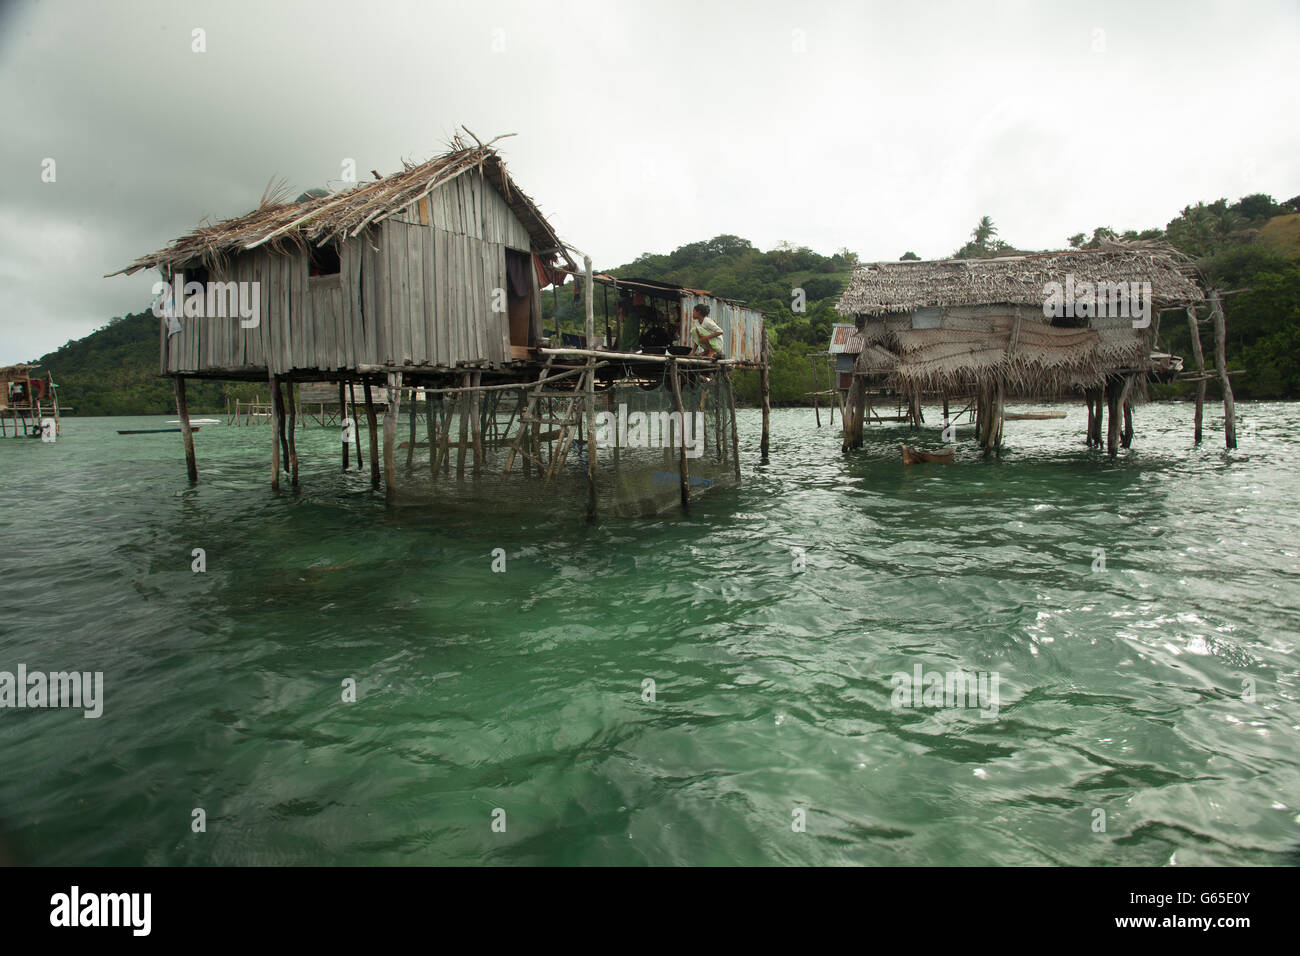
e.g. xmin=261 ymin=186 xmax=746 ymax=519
xmin=857 ymin=312 xmax=1154 ymax=394
xmin=836 ymin=243 xmax=1203 ymax=317
xmin=110 ymin=132 xmax=574 ymax=277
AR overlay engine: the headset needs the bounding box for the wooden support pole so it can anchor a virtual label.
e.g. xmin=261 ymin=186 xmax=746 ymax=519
xmin=519 ymin=388 xmax=533 ymax=479
xmin=810 ymin=355 xmax=821 ymax=427
xmin=349 ymin=382 xmax=363 ymax=467
xmin=1210 ymin=289 xmax=1237 ymax=450
xmin=471 ymin=371 xmax=484 ymax=475
xmin=364 ymin=381 xmax=380 ymax=489
xmin=426 ymin=393 xmax=437 ymax=482
xmin=1106 ymin=377 xmax=1121 ymax=458
xmin=759 ymin=335 xmax=771 ymax=460
xmin=669 ymin=358 xmax=690 ymax=510
xmin=584 ymin=254 xmax=598 ymax=520
xmin=1186 ymin=306 xmax=1207 ymax=444
xmin=457 ymin=372 xmax=470 ymax=479
xmin=406 ymin=386 xmax=418 ymax=472
xmin=842 ymin=376 xmax=862 ymax=451
xmin=383 ymin=372 xmax=401 ymax=499
xmin=338 ymin=382 xmax=349 ymax=470
xmin=275 ymin=380 xmax=291 ymax=474
xmin=993 ymin=381 xmax=1005 ymax=456
xmin=268 ymin=374 xmax=282 ymax=491
xmin=173 ymin=376 xmax=198 ymax=482
xmin=726 ymin=367 xmax=741 ymax=481
xmin=286 ymin=382 xmax=298 ymax=486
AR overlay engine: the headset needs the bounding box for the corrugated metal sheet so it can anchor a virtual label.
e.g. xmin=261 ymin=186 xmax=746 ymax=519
xmin=829 ymin=323 xmax=860 ymax=354
xmin=679 ymin=293 xmax=765 ymax=364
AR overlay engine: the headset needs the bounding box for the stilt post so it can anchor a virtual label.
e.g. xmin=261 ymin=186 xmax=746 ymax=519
xmin=383 ymin=372 xmax=402 ymax=499
xmin=1210 ymin=289 xmax=1236 ymax=450
xmin=364 ymin=380 xmax=380 ymax=489
xmin=286 ymin=381 xmax=298 ymax=486
xmin=584 ymin=254 xmax=598 ymax=520
xmin=1186 ymin=306 xmax=1206 ymax=444
xmin=268 ymin=373 xmax=282 ymax=491
xmin=759 ymin=334 xmax=771 ymax=460
xmin=173 ymin=376 xmax=197 ymax=482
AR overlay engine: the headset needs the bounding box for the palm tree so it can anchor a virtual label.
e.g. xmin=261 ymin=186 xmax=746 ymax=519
xmin=972 ymin=216 xmax=998 ymax=251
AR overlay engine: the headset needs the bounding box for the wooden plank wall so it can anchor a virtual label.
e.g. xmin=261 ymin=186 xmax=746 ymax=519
xmin=163 ymin=168 xmax=528 ymax=376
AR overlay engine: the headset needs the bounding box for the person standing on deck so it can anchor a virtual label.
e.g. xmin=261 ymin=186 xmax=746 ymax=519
xmin=691 ymin=304 xmax=724 ymax=358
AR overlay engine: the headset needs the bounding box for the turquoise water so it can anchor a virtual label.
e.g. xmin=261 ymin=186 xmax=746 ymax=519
xmin=1 ymin=403 xmax=1297 ymax=865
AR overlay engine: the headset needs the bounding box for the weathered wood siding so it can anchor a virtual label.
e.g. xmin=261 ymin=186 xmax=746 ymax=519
xmin=164 ymin=168 xmax=528 ymax=375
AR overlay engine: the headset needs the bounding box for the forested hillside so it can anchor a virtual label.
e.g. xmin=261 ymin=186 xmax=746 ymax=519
xmin=29 ymin=192 xmax=1300 ymax=415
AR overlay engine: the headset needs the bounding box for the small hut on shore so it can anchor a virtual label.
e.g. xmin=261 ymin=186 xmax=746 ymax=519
xmin=832 ymin=244 xmax=1208 ymax=456
xmin=110 ymin=133 xmax=768 ymax=516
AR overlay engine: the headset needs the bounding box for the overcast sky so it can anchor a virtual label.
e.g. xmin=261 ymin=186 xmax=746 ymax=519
xmin=1 ymin=0 xmax=1297 ymax=362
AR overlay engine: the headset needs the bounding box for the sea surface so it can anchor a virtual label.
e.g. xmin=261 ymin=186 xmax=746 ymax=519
xmin=1 ymin=402 xmax=1297 ymax=866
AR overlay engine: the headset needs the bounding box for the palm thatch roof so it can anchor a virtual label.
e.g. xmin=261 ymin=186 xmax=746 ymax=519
xmin=109 ymin=132 xmax=574 ymax=278
xmin=836 ymin=242 xmax=1203 ymax=317
xmin=858 ymin=312 xmax=1155 ymax=393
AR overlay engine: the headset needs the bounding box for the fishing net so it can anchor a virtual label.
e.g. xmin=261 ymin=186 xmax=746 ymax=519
xmin=386 ymin=365 xmax=739 ymax=517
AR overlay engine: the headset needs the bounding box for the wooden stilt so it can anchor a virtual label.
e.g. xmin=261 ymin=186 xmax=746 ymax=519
xmin=995 ymin=382 xmax=1005 ymax=454
xmin=759 ymin=336 xmax=771 ymax=461
xmin=810 ymin=355 xmax=821 ymax=427
xmin=1186 ymin=306 xmax=1206 ymax=444
xmin=338 ymin=382 xmax=350 ymax=470
xmin=431 ymin=392 xmax=441 ymax=481
xmin=457 ymin=372 xmax=470 ymax=479
xmin=726 ymin=368 xmax=741 ymax=480
xmin=1209 ymin=289 xmax=1236 ymax=450
xmin=851 ymin=380 xmax=866 ymax=449
xmin=383 ymin=372 xmax=401 ymax=499
xmin=842 ymin=376 xmax=862 ymax=451
xmin=519 ymin=389 xmax=533 ymax=479
xmin=471 ymin=371 xmax=484 ymax=475
xmin=364 ymin=381 xmax=380 ymax=489
xmin=583 ymin=255 xmax=599 ymax=520
xmin=173 ymin=376 xmax=197 ymax=482
xmin=275 ymin=380 xmax=291 ymax=474
xmin=405 ymin=386 xmax=417 ymax=472
xmin=669 ymin=358 xmax=690 ymax=511
xmin=269 ymin=374 xmax=282 ymax=491
xmin=1085 ymin=392 xmax=1095 ymax=446
xmin=286 ymin=382 xmax=299 ymax=486
xmin=1105 ymin=377 xmax=1121 ymax=458
xmin=349 ymin=382 xmax=363 ymax=467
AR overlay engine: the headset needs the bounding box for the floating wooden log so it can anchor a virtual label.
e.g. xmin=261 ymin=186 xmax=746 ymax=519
xmin=900 ymin=444 xmax=954 ymax=465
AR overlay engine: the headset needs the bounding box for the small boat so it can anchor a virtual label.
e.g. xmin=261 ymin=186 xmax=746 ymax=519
xmin=900 ymin=443 xmax=954 ymax=465
xmin=117 ymin=426 xmax=202 ymax=435
xmin=1003 ymin=411 xmax=1067 ymax=421
xmin=167 ymin=418 xmax=220 ymax=425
